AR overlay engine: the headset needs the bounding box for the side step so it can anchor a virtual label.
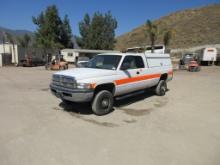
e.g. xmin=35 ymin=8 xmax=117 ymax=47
xmin=115 ymin=90 xmax=146 ymax=101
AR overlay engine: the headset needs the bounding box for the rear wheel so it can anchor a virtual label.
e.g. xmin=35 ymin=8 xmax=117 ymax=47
xmin=155 ymin=80 xmax=167 ymax=96
xmin=92 ymin=90 xmax=114 ymax=116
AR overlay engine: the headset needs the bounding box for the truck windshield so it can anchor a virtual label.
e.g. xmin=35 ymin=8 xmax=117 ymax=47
xmin=86 ymin=55 xmax=121 ymax=70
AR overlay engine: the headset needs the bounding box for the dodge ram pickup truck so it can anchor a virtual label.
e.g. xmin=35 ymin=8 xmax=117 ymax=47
xmin=50 ymin=53 xmax=173 ymax=115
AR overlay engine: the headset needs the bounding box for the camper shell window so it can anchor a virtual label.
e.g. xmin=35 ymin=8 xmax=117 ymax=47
xmin=68 ymin=53 xmax=73 ymax=57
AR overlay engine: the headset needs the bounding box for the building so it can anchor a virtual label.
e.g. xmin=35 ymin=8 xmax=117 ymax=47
xmin=0 ymin=43 xmax=20 ymax=67
xmin=0 ymin=43 xmax=45 ymax=67
xmin=61 ymin=49 xmax=120 ymax=63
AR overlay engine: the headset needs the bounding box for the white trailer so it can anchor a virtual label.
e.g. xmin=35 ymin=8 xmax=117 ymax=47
xmin=198 ymin=48 xmax=217 ymax=65
xmin=61 ymin=49 xmax=119 ymax=63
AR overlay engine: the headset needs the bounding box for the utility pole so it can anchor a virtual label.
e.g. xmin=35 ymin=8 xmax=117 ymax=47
xmin=2 ymin=32 xmax=6 ymax=56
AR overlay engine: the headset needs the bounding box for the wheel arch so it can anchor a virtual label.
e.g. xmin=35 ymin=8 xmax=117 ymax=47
xmin=160 ymin=73 xmax=168 ymax=81
xmin=94 ymin=83 xmax=116 ymax=95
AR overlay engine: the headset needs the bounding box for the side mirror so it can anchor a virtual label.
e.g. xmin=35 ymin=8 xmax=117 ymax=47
xmin=121 ymin=62 xmax=130 ymax=70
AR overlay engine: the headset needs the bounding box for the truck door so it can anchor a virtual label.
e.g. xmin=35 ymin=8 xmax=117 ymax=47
xmin=115 ymin=55 xmax=146 ymax=95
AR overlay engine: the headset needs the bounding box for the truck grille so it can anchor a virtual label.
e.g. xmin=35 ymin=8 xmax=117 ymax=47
xmin=52 ymin=75 xmax=76 ymax=88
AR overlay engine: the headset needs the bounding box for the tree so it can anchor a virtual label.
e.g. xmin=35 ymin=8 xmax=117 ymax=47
xmin=78 ymin=11 xmax=117 ymax=50
xmin=145 ymin=20 xmax=159 ymax=53
xmin=78 ymin=13 xmax=91 ymax=48
xmin=163 ymin=30 xmax=172 ymax=52
xmin=60 ymin=15 xmax=74 ymax=48
xmin=32 ymin=5 xmax=73 ymax=52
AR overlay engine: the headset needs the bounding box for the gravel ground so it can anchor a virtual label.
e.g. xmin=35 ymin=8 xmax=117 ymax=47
xmin=0 ymin=66 xmax=220 ymax=165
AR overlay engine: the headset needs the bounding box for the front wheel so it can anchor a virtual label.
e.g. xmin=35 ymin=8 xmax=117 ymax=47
xmin=155 ymin=80 xmax=167 ymax=96
xmin=92 ymin=90 xmax=114 ymax=116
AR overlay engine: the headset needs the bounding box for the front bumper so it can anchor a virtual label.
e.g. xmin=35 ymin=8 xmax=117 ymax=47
xmin=50 ymin=84 xmax=94 ymax=102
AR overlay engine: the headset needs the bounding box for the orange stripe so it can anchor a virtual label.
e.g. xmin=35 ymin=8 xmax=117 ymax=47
xmin=115 ymin=73 xmax=161 ymax=85
xmin=90 ymin=83 xmax=96 ymax=89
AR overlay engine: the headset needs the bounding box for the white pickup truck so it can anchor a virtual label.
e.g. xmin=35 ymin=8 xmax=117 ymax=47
xmin=50 ymin=53 xmax=173 ymax=115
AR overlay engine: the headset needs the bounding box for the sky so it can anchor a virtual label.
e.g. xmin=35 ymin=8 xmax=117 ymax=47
xmin=0 ymin=0 xmax=219 ymax=36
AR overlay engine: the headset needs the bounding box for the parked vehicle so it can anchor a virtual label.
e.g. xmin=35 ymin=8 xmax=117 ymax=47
xmin=45 ymin=54 xmax=68 ymax=70
xmin=179 ymin=53 xmax=194 ymax=70
xmin=214 ymin=54 xmax=220 ymax=66
xmin=50 ymin=53 xmax=173 ymax=115
xmin=50 ymin=59 xmax=68 ymax=70
xmin=77 ymin=61 xmax=89 ymax=68
xmin=20 ymin=57 xmax=45 ymax=67
xmin=188 ymin=60 xmax=200 ymax=72
xmin=197 ymin=48 xmax=217 ymax=65
xmin=76 ymin=56 xmax=89 ymax=68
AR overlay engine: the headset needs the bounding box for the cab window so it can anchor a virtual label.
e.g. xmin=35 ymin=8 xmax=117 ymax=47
xmin=120 ymin=56 xmax=145 ymax=70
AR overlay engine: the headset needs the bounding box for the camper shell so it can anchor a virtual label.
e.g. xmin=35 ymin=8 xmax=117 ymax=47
xmin=197 ymin=48 xmax=217 ymax=65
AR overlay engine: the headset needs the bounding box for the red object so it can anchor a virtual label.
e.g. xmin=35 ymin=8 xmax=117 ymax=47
xmin=188 ymin=60 xmax=200 ymax=72
xmin=189 ymin=61 xmax=199 ymax=67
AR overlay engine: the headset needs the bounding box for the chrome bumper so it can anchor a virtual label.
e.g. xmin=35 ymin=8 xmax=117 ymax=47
xmin=50 ymin=84 xmax=94 ymax=102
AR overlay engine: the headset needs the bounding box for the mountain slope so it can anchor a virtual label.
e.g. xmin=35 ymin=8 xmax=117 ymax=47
xmin=0 ymin=26 xmax=33 ymax=43
xmin=0 ymin=26 xmax=33 ymax=36
xmin=0 ymin=26 xmax=80 ymax=48
xmin=115 ymin=4 xmax=220 ymax=50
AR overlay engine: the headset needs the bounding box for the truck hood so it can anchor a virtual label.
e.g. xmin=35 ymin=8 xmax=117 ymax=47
xmin=54 ymin=68 xmax=117 ymax=80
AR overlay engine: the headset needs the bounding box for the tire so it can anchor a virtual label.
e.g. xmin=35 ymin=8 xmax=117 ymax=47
xmin=155 ymin=80 xmax=167 ymax=96
xmin=92 ymin=90 xmax=114 ymax=116
xmin=60 ymin=66 xmax=65 ymax=70
xmin=189 ymin=67 xmax=194 ymax=72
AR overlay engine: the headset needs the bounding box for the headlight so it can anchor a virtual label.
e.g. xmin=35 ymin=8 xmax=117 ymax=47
xmin=77 ymin=83 xmax=92 ymax=89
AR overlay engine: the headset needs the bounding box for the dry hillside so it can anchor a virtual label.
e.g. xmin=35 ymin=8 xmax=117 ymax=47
xmin=115 ymin=4 xmax=220 ymax=51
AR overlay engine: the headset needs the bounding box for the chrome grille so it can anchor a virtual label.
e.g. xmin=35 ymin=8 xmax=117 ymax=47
xmin=52 ymin=75 xmax=76 ymax=88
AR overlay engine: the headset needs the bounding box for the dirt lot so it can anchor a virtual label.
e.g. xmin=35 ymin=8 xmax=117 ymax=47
xmin=0 ymin=66 xmax=220 ymax=165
